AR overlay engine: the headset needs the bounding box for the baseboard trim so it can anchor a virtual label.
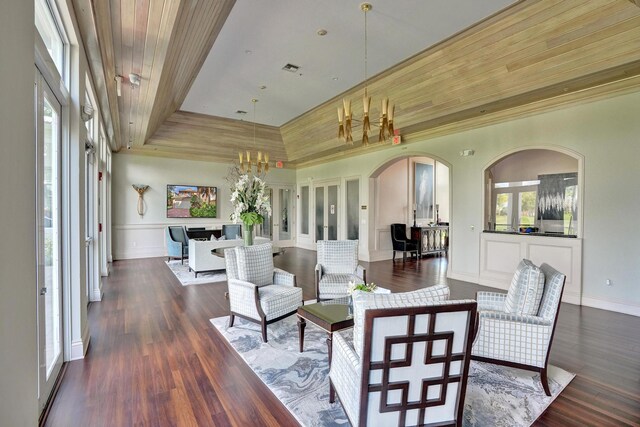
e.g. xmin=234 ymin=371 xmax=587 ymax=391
xmin=581 ymin=296 xmax=640 ymax=317
xmin=90 ymin=282 xmax=103 ymax=302
xmin=70 ymin=324 xmax=90 ymax=360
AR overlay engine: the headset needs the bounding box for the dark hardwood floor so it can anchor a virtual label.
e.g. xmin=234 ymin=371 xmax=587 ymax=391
xmin=45 ymin=249 xmax=640 ymax=426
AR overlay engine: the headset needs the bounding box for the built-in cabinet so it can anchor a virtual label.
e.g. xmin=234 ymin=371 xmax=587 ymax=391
xmin=479 ymin=232 xmax=582 ymax=304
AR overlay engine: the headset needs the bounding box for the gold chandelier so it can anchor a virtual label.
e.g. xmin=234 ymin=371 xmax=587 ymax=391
xmin=338 ymin=3 xmax=394 ymax=146
xmin=239 ymin=98 xmax=269 ymax=174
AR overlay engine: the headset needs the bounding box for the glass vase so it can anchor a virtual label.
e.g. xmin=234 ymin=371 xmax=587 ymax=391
xmin=242 ymin=223 xmax=254 ymax=246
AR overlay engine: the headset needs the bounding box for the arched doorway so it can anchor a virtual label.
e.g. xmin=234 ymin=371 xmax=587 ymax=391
xmin=368 ymin=155 xmax=451 ymax=262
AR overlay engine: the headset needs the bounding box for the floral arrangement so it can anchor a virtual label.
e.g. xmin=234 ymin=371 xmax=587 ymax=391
xmin=348 ymin=281 xmax=377 ymax=294
xmin=229 ymin=170 xmax=271 ymax=226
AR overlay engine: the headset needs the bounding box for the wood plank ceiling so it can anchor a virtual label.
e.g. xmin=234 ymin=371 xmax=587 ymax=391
xmin=73 ymin=0 xmax=235 ymax=152
xmin=80 ymin=0 xmax=640 ymax=167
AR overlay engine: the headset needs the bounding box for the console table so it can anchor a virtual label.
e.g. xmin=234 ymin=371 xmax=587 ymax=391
xmin=410 ymin=225 xmax=449 ymax=257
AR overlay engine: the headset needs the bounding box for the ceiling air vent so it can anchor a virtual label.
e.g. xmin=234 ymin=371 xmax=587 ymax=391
xmin=282 ymin=63 xmax=300 ymax=73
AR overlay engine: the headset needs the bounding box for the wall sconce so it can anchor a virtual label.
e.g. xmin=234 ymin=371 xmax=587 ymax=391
xmin=132 ymin=184 xmax=150 ymax=217
xmin=81 ymin=105 xmax=94 ymax=122
xmin=115 ymin=75 xmax=123 ymax=97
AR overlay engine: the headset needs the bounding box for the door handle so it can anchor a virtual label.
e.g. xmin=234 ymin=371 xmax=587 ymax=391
xmin=40 ymin=287 xmax=47 ymax=296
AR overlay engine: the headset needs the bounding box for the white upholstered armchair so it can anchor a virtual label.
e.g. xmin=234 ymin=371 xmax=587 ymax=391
xmin=329 ymin=285 xmax=477 ymax=427
xmin=225 ymin=243 xmax=303 ymax=342
xmin=471 ymin=262 xmax=566 ymax=396
xmin=315 ymin=240 xmax=366 ymax=301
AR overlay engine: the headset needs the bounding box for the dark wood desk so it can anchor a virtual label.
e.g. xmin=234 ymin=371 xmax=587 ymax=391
xmin=411 ymin=225 xmax=449 ymax=257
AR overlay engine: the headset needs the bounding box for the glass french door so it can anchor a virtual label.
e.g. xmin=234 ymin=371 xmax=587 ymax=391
xmin=275 ymin=187 xmax=294 ymax=245
xmin=315 ymin=182 xmax=340 ymax=242
xmin=35 ymin=70 xmax=63 ymax=410
xmin=257 ymin=186 xmax=295 ymax=246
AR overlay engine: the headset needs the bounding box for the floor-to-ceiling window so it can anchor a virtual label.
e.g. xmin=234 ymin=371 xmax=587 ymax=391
xmin=35 ymin=0 xmax=67 ymax=413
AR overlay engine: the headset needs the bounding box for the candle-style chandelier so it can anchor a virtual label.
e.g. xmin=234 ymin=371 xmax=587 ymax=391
xmin=239 ymin=98 xmax=269 ymax=174
xmin=338 ymin=3 xmax=395 ymax=146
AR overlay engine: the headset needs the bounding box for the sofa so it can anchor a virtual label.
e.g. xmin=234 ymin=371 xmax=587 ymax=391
xmin=188 ymin=237 xmax=270 ymax=277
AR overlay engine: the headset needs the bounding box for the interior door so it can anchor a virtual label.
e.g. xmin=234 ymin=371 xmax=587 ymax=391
xmin=314 ymin=182 xmax=340 ymax=243
xmin=274 ymin=187 xmax=294 ymax=246
xmin=257 ymin=188 xmax=273 ymax=240
xmin=35 ymin=70 xmax=63 ymax=411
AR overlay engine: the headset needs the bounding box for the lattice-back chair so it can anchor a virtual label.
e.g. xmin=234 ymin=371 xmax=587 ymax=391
xmin=315 ymin=240 xmax=366 ymax=301
xmin=471 ymin=262 xmax=566 ymax=396
xmin=330 ymin=293 xmax=477 ymax=427
xmin=224 ymin=243 xmax=302 ymax=342
xmin=166 ymin=226 xmax=189 ymax=264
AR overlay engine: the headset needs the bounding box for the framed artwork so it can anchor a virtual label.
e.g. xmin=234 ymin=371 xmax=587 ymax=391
xmin=166 ymin=185 xmax=217 ymax=218
xmin=414 ymin=162 xmax=434 ymax=220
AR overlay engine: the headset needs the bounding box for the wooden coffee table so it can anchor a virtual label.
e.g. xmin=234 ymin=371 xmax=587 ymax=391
xmin=297 ymin=297 xmax=353 ymax=365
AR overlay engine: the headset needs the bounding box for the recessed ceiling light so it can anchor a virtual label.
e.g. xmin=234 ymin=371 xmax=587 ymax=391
xmin=317 ymin=29 xmax=327 ymax=36
xmin=245 ymin=50 xmax=252 ymax=54
xmin=332 ymin=77 xmax=339 ymax=81
xmin=282 ymin=63 xmax=300 ymax=73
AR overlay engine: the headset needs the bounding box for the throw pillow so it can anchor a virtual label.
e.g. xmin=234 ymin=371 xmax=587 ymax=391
xmin=352 ymin=284 xmax=450 ymax=358
xmin=235 ymin=243 xmax=274 ymax=287
xmin=504 ymin=259 xmax=545 ymax=315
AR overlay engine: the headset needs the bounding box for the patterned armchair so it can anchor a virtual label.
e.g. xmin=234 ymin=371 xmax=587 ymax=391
xmin=471 ymin=263 xmax=566 ymax=396
xmin=315 ymin=240 xmax=366 ymax=301
xmin=225 ymin=243 xmax=302 ymax=342
xmin=329 ymin=287 xmax=477 ymax=427
xmin=166 ymin=226 xmax=189 ymax=264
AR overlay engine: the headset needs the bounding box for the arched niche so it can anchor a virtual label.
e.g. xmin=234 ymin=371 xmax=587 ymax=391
xmin=368 ymin=154 xmax=451 ymax=261
xmin=484 ymin=148 xmax=583 ymax=237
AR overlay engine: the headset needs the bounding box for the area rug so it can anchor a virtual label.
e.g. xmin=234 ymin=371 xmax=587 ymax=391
xmin=210 ymin=315 xmax=574 ymax=427
xmin=165 ymin=260 xmax=227 ymax=285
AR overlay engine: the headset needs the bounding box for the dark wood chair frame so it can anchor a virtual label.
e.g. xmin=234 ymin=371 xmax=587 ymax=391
xmin=227 ymin=276 xmax=302 ymax=342
xmin=470 ymin=278 xmax=566 ymax=396
xmin=330 ymin=302 xmax=477 ymax=427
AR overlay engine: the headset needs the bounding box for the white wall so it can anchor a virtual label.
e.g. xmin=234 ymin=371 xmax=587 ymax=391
xmin=0 ymin=1 xmax=38 ymax=425
xmin=296 ymin=89 xmax=640 ymax=316
xmin=112 ymin=154 xmax=296 ymax=259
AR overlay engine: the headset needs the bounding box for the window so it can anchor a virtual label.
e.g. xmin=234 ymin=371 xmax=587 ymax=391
xmin=486 ymin=149 xmax=579 ymax=236
xmin=35 ymin=0 xmax=65 ymax=78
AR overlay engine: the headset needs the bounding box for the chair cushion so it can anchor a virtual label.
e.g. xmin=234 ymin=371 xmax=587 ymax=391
xmin=319 ymin=273 xmax=358 ymax=299
xmin=352 ymin=284 xmax=450 ymax=358
xmin=504 ymin=259 xmax=545 ymax=316
xmin=235 ymin=243 xmax=274 ymax=287
xmin=258 ymin=285 xmax=302 ymax=321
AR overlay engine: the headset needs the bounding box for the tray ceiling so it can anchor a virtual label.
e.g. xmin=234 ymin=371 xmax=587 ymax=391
xmin=181 ymin=0 xmax=515 ymax=127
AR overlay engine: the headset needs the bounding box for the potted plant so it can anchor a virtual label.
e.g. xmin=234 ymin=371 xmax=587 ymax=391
xmin=229 ymin=169 xmax=271 ymax=246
